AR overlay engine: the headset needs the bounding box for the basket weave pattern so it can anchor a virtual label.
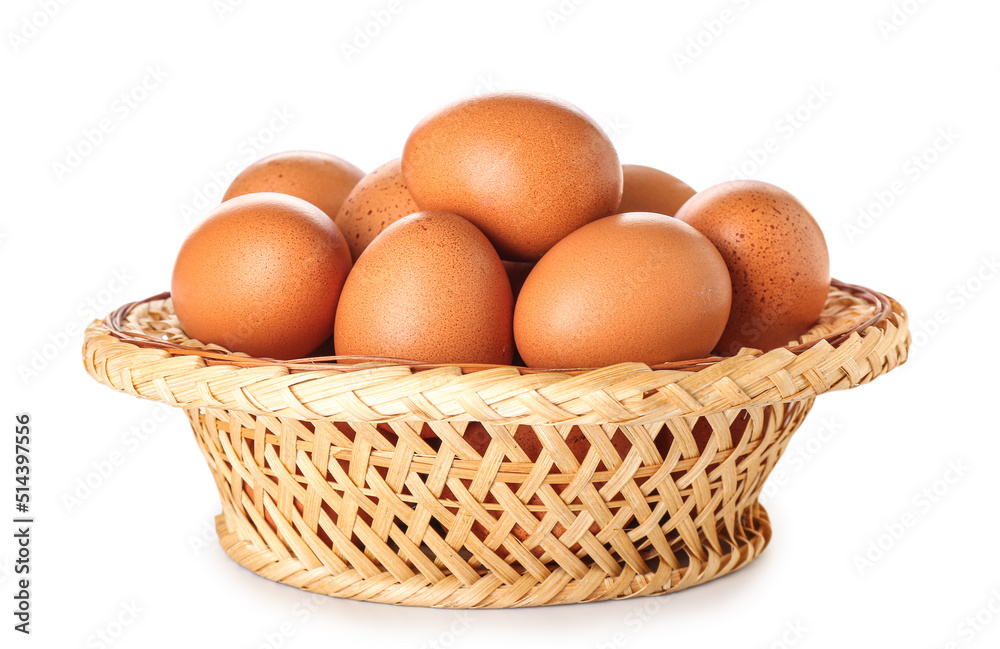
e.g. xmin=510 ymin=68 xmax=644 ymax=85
xmin=83 ymin=283 xmax=909 ymax=608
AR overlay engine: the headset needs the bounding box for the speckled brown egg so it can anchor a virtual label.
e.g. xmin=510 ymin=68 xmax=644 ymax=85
xmin=334 ymin=211 xmax=514 ymax=364
xmin=171 ymin=192 xmax=353 ymax=360
xmin=402 ymin=92 xmax=623 ymax=261
xmin=334 ymin=158 xmax=419 ymax=262
xmin=514 ymin=213 xmax=732 ymax=368
xmin=223 ymin=150 xmax=364 ymax=220
xmin=675 ymin=180 xmax=830 ymax=356
xmin=618 ymin=164 xmax=696 ymax=216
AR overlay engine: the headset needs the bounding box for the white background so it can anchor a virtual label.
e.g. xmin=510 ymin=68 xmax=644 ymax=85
xmin=2 ymin=0 xmax=999 ymax=646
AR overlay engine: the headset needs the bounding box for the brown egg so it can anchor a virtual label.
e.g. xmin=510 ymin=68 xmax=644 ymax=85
xmin=402 ymin=92 xmax=623 ymax=261
xmin=675 ymin=181 xmax=830 ymax=356
xmin=514 ymin=212 xmax=731 ymax=368
xmin=171 ymin=193 xmax=352 ymax=359
xmin=223 ymin=150 xmax=364 ymax=220
xmin=334 ymin=158 xmax=419 ymax=262
xmin=618 ymin=164 xmax=696 ymax=216
xmin=334 ymin=211 xmax=514 ymax=364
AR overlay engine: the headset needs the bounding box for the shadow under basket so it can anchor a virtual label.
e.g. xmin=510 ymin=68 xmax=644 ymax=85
xmin=82 ymin=280 xmax=909 ymax=608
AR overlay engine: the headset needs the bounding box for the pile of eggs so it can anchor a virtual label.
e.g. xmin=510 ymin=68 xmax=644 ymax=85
xmin=171 ymin=92 xmax=830 ymax=368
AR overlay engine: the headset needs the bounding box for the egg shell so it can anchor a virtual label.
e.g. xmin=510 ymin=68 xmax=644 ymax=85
xmin=675 ymin=180 xmax=830 ymax=355
xmin=223 ymin=150 xmax=364 ymax=220
xmin=618 ymin=164 xmax=696 ymax=216
xmin=171 ymin=193 xmax=353 ymax=360
xmin=402 ymin=92 xmax=623 ymax=261
xmin=334 ymin=211 xmax=514 ymax=365
xmin=514 ymin=212 xmax=732 ymax=368
xmin=334 ymin=158 xmax=419 ymax=262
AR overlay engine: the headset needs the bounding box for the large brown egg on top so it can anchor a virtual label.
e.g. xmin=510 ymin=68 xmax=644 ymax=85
xmin=402 ymin=92 xmax=623 ymax=262
xmin=171 ymin=193 xmax=353 ymax=359
xmin=334 ymin=158 xmax=419 ymax=262
xmin=223 ymin=150 xmax=364 ymax=220
xmin=334 ymin=211 xmax=514 ymax=365
xmin=514 ymin=213 xmax=732 ymax=368
xmin=675 ymin=180 xmax=830 ymax=356
xmin=618 ymin=164 xmax=696 ymax=216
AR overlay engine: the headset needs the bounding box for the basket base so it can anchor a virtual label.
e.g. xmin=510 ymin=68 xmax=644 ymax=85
xmin=213 ymin=502 xmax=772 ymax=609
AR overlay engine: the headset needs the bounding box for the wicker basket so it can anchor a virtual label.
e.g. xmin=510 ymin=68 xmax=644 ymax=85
xmin=82 ymin=280 xmax=908 ymax=608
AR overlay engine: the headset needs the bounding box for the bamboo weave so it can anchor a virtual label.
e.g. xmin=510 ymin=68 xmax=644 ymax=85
xmin=82 ymin=281 xmax=908 ymax=607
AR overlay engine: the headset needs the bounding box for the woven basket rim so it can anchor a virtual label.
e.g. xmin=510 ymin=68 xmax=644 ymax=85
xmin=82 ymin=279 xmax=909 ymax=607
xmin=100 ymin=278 xmax=889 ymax=376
